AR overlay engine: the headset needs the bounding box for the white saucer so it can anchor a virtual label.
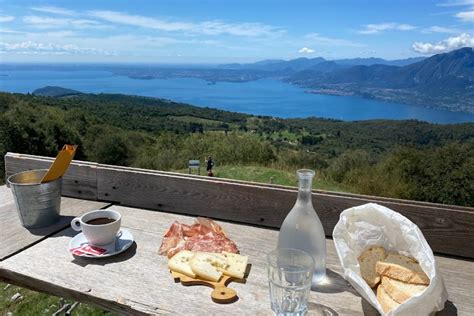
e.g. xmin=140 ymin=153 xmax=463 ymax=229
xmin=68 ymin=229 xmax=134 ymax=258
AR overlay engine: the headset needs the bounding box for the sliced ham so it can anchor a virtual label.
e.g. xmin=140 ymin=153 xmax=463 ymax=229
xmin=159 ymin=217 xmax=239 ymax=258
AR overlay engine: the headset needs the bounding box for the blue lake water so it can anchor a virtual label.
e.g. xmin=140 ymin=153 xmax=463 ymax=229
xmin=1 ymin=69 xmax=473 ymax=124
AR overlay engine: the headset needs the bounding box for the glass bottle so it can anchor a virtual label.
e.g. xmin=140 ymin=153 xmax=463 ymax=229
xmin=277 ymin=169 xmax=327 ymax=284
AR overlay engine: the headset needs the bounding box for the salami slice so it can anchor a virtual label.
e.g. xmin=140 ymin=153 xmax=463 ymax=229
xmin=159 ymin=217 xmax=239 ymax=258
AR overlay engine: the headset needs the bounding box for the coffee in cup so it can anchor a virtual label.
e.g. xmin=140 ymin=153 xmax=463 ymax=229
xmin=71 ymin=209 xmax=121 ymax=246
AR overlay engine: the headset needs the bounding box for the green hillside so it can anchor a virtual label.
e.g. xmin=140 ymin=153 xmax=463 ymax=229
xmin=177 ymin=165 xmax=348 ymax=192
xmin=0 ymin=91 xmax=472 ymax=206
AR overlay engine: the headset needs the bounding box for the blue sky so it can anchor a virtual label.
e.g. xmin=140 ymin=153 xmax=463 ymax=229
xmin=0 ymin=0 xmax=473 ymax=63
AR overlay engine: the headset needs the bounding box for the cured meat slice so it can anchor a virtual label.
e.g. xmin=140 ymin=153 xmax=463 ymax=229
xmin=159 ymin=217 xmax=239 ymax=258
xmin=158 ymin=221 xmax=184 ymax=256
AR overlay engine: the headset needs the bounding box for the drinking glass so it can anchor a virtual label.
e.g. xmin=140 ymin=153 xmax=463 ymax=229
xmin=267 ymin=248 xmax=314 ymax=316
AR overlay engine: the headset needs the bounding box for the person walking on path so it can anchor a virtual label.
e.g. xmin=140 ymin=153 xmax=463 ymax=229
xmin=206 ymin=156 xmax=214 ymax=177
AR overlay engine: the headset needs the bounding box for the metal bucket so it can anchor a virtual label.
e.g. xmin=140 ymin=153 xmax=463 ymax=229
xmin=7 ymin=169 xmax=61 ymax=228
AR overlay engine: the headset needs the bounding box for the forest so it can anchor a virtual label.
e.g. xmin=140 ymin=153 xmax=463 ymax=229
xmin=0 ymin=91 xmax=472 ymax=206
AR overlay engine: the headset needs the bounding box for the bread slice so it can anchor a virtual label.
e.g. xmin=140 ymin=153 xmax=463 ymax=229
xmin=377 ymin=284 xmax=401 ymax=314
xmin=358 ymin=246 xmax=387 ymax=288
xmin=168 ymin=250 xmax=196 ymax=278
xmin=376 ymin=253 xmax=429 ymax=285
xmin=381 ymin=276 xmax=427 ymax=304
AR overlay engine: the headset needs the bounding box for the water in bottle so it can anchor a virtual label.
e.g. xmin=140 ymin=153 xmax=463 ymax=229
xmin=277 ymin=169 xmax=327 ymax=284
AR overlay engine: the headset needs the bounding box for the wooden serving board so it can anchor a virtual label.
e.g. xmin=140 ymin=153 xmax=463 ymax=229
xmin=171 ymin=271 xmax=238 ymax=304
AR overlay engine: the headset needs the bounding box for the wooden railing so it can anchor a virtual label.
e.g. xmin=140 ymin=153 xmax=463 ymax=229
xmin=4 ymin=152 xmax=474 ymax=259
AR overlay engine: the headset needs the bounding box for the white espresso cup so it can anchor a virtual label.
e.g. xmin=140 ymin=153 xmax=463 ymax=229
xmin=71 ymin=209 xmax=122 ymax=246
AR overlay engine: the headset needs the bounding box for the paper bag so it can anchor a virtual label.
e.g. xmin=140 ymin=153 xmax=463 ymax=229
xmin=332 ymin=203 xmax=448 ymax=315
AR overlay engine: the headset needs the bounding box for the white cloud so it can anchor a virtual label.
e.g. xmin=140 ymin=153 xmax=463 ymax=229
xmin=23 ymin=16 xmax=69 ymax=28
xmin=422 ymin=26 xmax=460 ymax=33
xmin=88 ymin=11 xmax=194 ymax=32
xmin=437 ymin=0 xmax=474 ymax=7
xmin=23 ymin=15 xmax=104 ymax=29
xmin=437 ymin=0 xmax=474 ymax=22
xmin=304 ymin=33 xmax=365 ymax=47
xmin=398 ymin=24 xmax=417 ymax=31
xmin=412 ymin=33 xmax=474 ymax=53
xmin=30 ymin=6 xmax=74 ymax=16
xmin=455 ymin=10 xmax=474 ymax=21
xmin=0 ymin=15 xmax=15 ymax=23
xmin=298 ymin=47 xmax=315 ymax=54
xmin=198 ymin=21 xmax=283 ymax=37
xmin=358 ymin=23 xmax=416 ymax=34
xmin=0 ymin=28 xmax=25 ymax=34
xmin=0 ymin=27 xmax=223 ymax=58
xmin=88 ymin=10 xmax=284 ymax=37
xmin=0 ymin=40 xmax=115 ymax=55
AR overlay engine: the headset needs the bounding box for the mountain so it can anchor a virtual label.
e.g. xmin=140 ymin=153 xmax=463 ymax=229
xmin=218 ymin=59 xmax=286 ymax=69
xmin=394 ymin=47 xmax=474 ymax=88
xmin=288 ymin=47 xmax=474 ymax=113
xmin=218 ymin=56 xmax=425 ymax=72
xmin=334 ymin=57 xmax=426 ymax=67
xmin=306 ymin=61 xmax=348 ymax=73
xmin=259 ymin=57 xmax=327 ymax=71
xmin=384 ymin=57 xmax=427 ymax=67
xmin=33 ymin=86 xmax=82 ymax=97
xmin=219 ymin=57 xmax=326 ymax=72
xmin=290 ymin=61 xmax=350 ymax=82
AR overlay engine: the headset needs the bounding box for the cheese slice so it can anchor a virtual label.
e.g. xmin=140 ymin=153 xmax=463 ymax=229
xmin=169 ymin=251 xmax=249 ymax=282
xmin=190 ymin=253 xmax=223 ymax=282
xmin=220 ymin=252 xmax=248 ymax=279
xmin=195 ymin=252 xmax=228 ymax=269
xmin=168 ymin=250 xmax=196 ymax=278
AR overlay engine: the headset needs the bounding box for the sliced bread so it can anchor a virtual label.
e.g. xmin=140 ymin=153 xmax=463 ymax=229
xmin=377 ymin=284 xmax=401 ymax=314
xmin=376 ymin=253 xmax=429 ymax=285
xmin=381 ymin=276 xmax=428 ymax=304
xmin=358 ymin=246 xmax=387 ymax=288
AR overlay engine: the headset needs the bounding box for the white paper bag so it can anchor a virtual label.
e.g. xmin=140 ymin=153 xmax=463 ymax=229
xmin=332 ymin=203 xmax=448 ymax=315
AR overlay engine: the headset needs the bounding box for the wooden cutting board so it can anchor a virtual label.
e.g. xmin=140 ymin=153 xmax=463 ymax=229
xmin=171 ymin=271 xmax=238 ymax=304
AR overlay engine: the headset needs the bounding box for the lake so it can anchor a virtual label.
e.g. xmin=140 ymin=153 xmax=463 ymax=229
xmin=1 ymin=69 xmax=473 ymax=124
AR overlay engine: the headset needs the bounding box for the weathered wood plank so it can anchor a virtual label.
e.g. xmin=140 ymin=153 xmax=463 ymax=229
xmin=4 ymin=153 xmax=474 ymax=258
xmin=5 ymin=153 xmax=98 ymax=200
xmin=0 ymin=205 xmax=468 ymax=315
xmin=97 ymin=166 xmax=474 ymax=258
xmin=0 ymin=185 xmax=110 ymax=261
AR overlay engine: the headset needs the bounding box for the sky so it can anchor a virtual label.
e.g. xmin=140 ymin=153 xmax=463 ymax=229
xmin=0 ymin=0 xmax=473 ymax=63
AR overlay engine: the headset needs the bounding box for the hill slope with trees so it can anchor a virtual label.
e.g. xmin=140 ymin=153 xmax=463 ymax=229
xmin=0 ymin=91 xmax=472 ymax=206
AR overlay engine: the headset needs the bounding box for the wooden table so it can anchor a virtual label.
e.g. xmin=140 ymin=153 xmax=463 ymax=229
xmin=0 ymin=185 xmax=109 ymax=261
xmin=0 ymin=186 xmax=472 ymax=315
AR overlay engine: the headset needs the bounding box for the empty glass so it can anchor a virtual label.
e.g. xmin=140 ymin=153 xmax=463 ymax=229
xmin=267 ymin=248 xmax=314 ymax=316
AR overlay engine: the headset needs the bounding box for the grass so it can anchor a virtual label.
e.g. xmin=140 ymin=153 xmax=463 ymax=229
xmin=0 ymin=282 xmax=115 ymax=315
xmin=168 ymin=115 xmax=223 ymax=126
xmin=178 ymin=164 xmax=349 ymax=192
xmin=269 ymin=130 xmax=300 ymax=142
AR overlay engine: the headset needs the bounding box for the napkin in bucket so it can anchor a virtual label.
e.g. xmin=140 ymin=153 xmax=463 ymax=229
xmin=332 ymin=203 xmax=448 ymax=315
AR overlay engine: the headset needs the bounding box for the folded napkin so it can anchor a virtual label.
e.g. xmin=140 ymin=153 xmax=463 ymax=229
xmin=70 ymin=244 xmax=107 ymax=257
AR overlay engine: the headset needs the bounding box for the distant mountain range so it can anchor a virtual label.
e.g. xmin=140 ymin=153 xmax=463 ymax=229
xmin=5 ymin=48 xmax=473 ymax=113
xmin=217 ymin=48 xmax=473 ymax=113
xmin=219 ymin=56 xmax=426 ymax=70
xmin=286 ymin=47 xmax=474 ymax=113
